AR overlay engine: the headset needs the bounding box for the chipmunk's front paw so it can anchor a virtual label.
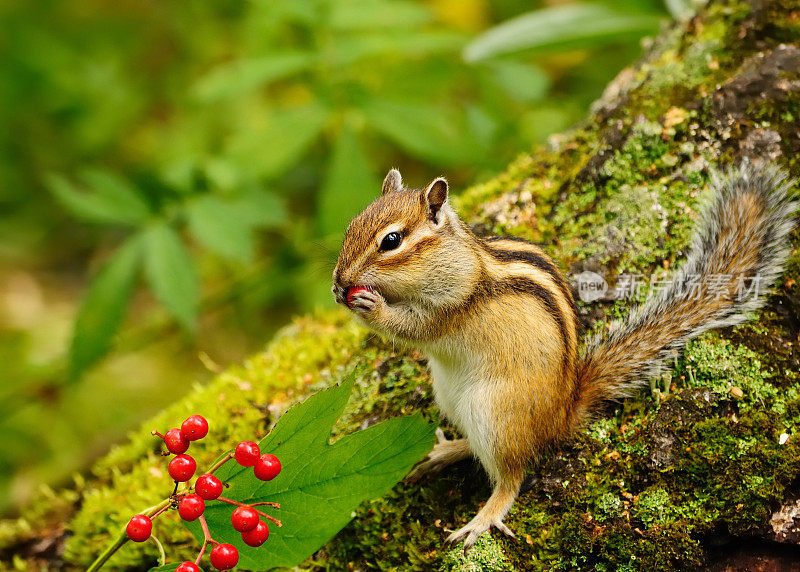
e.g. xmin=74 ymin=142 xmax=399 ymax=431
xmin=407 ymin=428 xmax=470 ymax=482
xmin=446 ymin=514 xmax=515 ymax=553
xmin=348 ymin=288 xmax=385 ymax=318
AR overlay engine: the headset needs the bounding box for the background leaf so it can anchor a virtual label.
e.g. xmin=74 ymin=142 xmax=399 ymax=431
xmin=463 ymin=3 xmax=663 ymax=62
xmin=363 ymin=99 xmax=481 ymax=165
xmin=487 ymin=61 xmax=551 ymax=103
xmin=330 ymin=0 xmax=432 ymax=30
xmin=45 ymin=170 xmax=150 ymax=226
xmin=227 ymin=103 xmax=329 ymax=179
xmin=186 ymin=196 xmax=256 ymax=263
xmin=188 ymin=375 xmax=435 ymax=569
xmin=192 ymin=52 xmax=315 ymax=102
xmin=317 ymin=124 xmax=377 ymax=237
xmin=69 ymin=235 xmax=142 ymax=379
xmin=143 ymin=223 xmax=198 ymax=331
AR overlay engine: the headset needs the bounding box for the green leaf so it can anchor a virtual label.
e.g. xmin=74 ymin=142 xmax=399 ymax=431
xmin=488 ymin=61 xmax=551 ymax=103
xmin=232 ymin=188 xmax=287 ymax=228
xmin=227 ymin=103 xmax=329 ymax=179
xmin=69 ymin=235 xmax=142 ymax=380
xmin=188 ymin=374 xmax=435 ymax=569
xmin=330 ymin=0 xmax=433 ymax=30
xmin=148 ymin=565 xmax=178 ymax=572
xmin=186 ymin=195 xmax=255 ymax=263
xmin=46 ymin=170 xmax=150 ymax=226
xmin=192 ymin=51 xmax=315 ymax=102
xmin=143 ymin=222 xmax=198 ymax=331
xmin=317 ymin=125 xmax=377 ymax=237
xmin=330 ymin=31 xmax=463 ymax=66
xmin=187 ymin=190 xmax=285 ymax=262
xmin=463 ymin=3 xmax=663 ymax=62
xmin=362 ymin=98 xmax=481 ymax=165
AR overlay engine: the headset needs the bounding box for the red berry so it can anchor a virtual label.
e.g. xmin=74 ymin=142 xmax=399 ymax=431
xmin=176 ymin=562 xmax=202 ymax=572
xmin=178 ymin=494 xmax=205 ymax=521
xmin=125 ymin=514 xmax=152 ymax=542
xmin=253 ymin=453 xmax=281 ymax=481
xmin=181 ymin=415 xmax=209 ymax=441
xmin=241 ymin=520 xmax=269 ymax=547
xmin=169 ymin=454 xmax=197 ymax=482
xmin=195 ymin=474 xmax=223 ymax=500
xmin=234 ymin=441 xmax=260 ymax=467
xmin=231 ymin=506 xmax=259 ymax=532
xmin=346 ymin=285 xmax=372 ymax=307
xmin=164 ymin=428 xmax=190 ymax=454
xmin=209 ymin=543 xmax=238 ymax=570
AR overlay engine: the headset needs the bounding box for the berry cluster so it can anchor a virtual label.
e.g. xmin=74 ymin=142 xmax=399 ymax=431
xmin=125 ymin=415 xmax=283 ymax=571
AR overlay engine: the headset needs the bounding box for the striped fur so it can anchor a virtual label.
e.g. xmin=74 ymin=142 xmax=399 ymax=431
xmin=332 ymin=164 xmax=797 ymax=549
xmin=575 ymin=163 xmax=798 ymax=425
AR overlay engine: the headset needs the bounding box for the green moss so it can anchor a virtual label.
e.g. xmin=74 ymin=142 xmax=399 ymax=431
xmin=5 ymin=0 xmax=800 ymax=570
xmin=438 ymin=534 xmax=513 ymax=572
xmin=58 ymin=311 xmax=367 ymax=569
xmin=634 ymin=488 xmax=673 ymax=528
xmin=680 ymin=333 xmax=784 ymax=410
xmin=594 ymin=492 xmax=624 ymax=522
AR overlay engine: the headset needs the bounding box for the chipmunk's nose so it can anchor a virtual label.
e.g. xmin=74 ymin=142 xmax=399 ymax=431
xmin=332 ymin=283 xmax=347 ymax=305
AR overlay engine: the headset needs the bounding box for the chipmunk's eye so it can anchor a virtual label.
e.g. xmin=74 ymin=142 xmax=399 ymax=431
xmin=379 ymin=232 xmax=403 ymax=252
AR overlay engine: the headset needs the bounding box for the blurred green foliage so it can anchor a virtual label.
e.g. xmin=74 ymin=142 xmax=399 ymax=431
xmin=0 ymin=0 xmax=671 ymax=514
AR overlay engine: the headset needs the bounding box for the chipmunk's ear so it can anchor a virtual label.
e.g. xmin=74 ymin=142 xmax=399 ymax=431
xmin=381 ymin=169 xmax=403 ymax=195
xmin=424 ymin=177 xmax=448 ymax=224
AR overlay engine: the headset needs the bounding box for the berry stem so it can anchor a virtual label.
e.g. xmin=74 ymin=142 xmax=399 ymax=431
xmin=87 ymin=498 xmax=171 ymax=572
xmin=217 ymin=497 xmax=282 ymax=527
xmin=252 ymin=501 xmax=281 ymax=509
xmin=150 ymin=503 xmax=171 ymax=520
xmin=150 ymin=534 xmax=166 ymax=566
xmin=206 ymin=452 xmax=235 ymax=474
xmin=151 ymin=430 xmax=166 ymax=440
xmin=195 ymin=514 xmax=220 ymax=565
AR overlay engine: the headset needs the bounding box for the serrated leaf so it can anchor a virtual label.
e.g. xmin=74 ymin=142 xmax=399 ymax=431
xmin=69 ymin=235 xmax=142 ymax=379
xmin=143 ymin=223 xmax=198 ymax=331
xmin=188 ymin=375 xmax=435 ymax=569
xmin=192 ymin=51 xmax=314 ymax=102
xmin=317 ymin=125 xmax=377 ymax=237
xmin=463 ymin=3 xmax=662 ymax=62
xmin=46 ymin=170 xmax=150 ymax=226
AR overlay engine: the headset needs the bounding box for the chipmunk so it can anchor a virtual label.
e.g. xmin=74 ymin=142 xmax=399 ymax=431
xmin=332 ymin=165 xmax=797 ymax=550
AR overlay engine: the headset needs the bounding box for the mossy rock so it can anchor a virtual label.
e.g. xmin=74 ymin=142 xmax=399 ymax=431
xmin=3 ymin=0 xmax=800 ymax=570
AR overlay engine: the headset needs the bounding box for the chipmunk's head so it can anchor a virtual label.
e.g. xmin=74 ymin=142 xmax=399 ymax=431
xmin=333 ymin=169 xmax=475 ymax=308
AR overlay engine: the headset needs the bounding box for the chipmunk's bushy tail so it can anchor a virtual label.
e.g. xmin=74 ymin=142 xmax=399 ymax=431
xmin=574 ymin=163 xmax=798 ymax=423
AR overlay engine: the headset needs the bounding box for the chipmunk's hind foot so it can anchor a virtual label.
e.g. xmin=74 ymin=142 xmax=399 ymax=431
xmin=446 ymin=513 xmax=515 ymax=553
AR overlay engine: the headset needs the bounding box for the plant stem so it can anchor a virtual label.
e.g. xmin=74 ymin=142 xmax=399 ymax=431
xmin=86 ymin=498 xmax=171 ymax=572
xmin=87 ymin=531 xmax=128 ymax=572
xmin=151 ymin=534 xmax=166 ymax=566
xmin=207 ymin=452 xmax=234 ymax=474
xmin=252 ymin=501 xmax=281 ymax=509
xmin=195 ymin=515 xmax=218 ymax=565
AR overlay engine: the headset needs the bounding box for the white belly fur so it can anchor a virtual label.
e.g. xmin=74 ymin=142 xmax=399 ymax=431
xmin=428 ymin=354 xmax=501 ymax=483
